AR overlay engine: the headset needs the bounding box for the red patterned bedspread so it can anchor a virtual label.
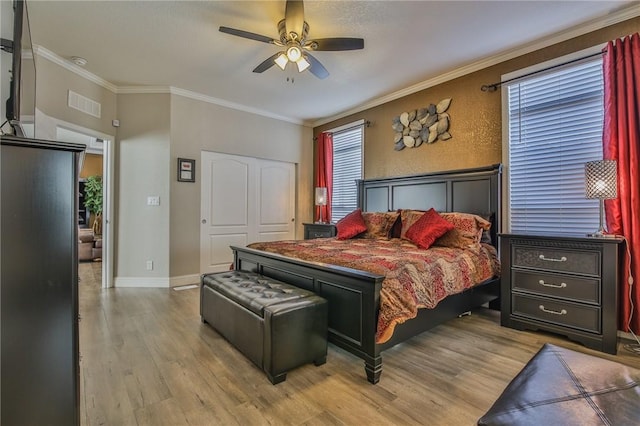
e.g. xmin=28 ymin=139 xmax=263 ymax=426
xmin=246 ymin=238 xmax=500 ymax=344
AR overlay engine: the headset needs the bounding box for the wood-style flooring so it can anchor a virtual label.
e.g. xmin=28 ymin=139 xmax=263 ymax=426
xmin=78 ymin=262 xmax=640 ymax=425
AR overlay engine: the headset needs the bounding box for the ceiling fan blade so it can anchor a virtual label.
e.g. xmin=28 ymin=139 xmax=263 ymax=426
xmin=308 ymin=38 xmax=364 ymax=51
xmin=285 ymin=0 xmax=305 ymax=38
xmin=253 ymin=53 xmax=281 ymax=73
xmin=219 ymin=26 xmax=276 ymax=44
xmin=305 ymin=53 xmax=329 ymax=79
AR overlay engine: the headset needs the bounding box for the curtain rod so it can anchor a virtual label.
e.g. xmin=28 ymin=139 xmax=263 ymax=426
xmin=480 ymin=50 xmax=604 ymax=92
xmin=313 ymin=120 xmax=370 ymax=141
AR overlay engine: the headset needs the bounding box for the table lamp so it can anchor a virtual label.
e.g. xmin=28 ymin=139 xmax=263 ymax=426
xmin=315 ymin=187 xmax=327 ymax=223
xmin=584 ymin=160 xmax=617 ymax=237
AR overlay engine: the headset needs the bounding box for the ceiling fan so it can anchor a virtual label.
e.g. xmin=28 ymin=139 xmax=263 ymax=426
xmin=219 ymin=0 xmax=364 ymax=79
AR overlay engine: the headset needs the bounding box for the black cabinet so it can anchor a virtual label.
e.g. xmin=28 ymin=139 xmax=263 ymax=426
xmin=500 ymin=233 xmax=623 ymax=354
xmin=1 ymin=135 xmax=84 ymax=425
xmin=303 ymin=222 xmax=336 ymax=239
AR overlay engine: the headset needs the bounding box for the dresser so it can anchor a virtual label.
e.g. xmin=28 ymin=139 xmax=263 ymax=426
xmin=1 ymin=135 xmax=84 ymax=425
xmin=500 ymin=233 xmax=623 ymax=354
xmin=303 ymin=222 xmax=336 ymax=239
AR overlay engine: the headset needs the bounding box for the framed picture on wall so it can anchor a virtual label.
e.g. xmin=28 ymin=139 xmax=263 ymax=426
xmin=177 ymin=158 xmax=195 ymax=182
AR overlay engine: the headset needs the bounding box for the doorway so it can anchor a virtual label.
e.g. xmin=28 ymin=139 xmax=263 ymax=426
xmin=54 ymin=123 xmax=114 ymax=289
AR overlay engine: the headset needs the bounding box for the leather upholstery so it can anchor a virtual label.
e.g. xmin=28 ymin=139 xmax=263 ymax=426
xmin=203 ymin=271 xmax=315 ymax=316
xmin=478 ymin=343 xmax=640 ymax=425
xmin=201 ymin=271 xmax=328 ymax=384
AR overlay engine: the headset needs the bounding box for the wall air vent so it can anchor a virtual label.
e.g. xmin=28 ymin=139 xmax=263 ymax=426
xmin=68 ymin=90 xmax=101 ymax=118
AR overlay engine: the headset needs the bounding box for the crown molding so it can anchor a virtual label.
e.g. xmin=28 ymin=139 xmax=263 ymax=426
xmin=311 ymin=3 xmax=640 ymax=128
xmin=33 ymin=3 xmax=640 ymax=130
xmin=34 ymin=45 xmax=118 ymax=93
xmin=34 ymin=45 xmax=305 ymax=125
xmin=116 ymin=86 xmax=172 ymax=94
xmin=168 ymin=87 xmax=304 ymax=126
xmin=116 ymin=86 xmax=304 ymax=125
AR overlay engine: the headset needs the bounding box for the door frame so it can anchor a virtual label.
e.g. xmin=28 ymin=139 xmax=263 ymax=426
xmin=40 ymin=114 xmax=115 ymax=288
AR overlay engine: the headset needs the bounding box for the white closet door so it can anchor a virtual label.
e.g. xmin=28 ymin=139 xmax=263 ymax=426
xmin=255 ymin=159 xmax=296 ymax=242
xmin=200 ymin=152 xmax=295 ymax=274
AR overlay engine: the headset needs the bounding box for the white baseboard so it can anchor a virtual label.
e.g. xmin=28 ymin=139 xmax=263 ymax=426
xmin=114 ymin=277 xmax=170 ymax=288
xmin=170 ymin=274 xmax=200 ymax=287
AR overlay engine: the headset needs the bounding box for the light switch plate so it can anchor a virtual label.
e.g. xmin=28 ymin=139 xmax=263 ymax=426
xmin=147 ymin=196 xmax=160 ymax=206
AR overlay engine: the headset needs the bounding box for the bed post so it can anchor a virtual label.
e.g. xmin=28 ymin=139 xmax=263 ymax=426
xmin=364 ymin=354 xmax=382 ymax=384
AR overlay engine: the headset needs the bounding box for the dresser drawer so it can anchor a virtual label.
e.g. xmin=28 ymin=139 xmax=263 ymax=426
xmin=512 ymin=294 xmax=601 ymax=333
xmin=309 ymin=230 xmax=332 ymax=238
xmin=512 ymin=246 xmax=600 ymax=276
xmin=304 ymin=223 xmax=336 ymax=239
xmin=512 ymin=270 xmax=600 ymax=304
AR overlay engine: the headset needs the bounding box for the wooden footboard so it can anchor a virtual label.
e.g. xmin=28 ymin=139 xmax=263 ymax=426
xmin=233 ymin=245 xmax=500 ymax=384
xmin=232 ymin=245 xmax=386 ymax=383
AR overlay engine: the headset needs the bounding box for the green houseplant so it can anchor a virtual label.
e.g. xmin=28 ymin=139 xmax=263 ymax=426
xmin=83 ymin=175 xmax=103 ymax=235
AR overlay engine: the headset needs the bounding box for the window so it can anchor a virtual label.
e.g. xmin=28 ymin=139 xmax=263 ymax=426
xmin=331 ymin=123 xmax=363 ymax=222
xmin=505 ymin=54 xmax=604 ymax=234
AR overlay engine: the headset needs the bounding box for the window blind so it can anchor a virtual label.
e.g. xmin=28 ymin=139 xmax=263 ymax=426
xmin=332 ymin=125 xmax=363 ymax=221
xmin=507 ymin=59 xmax=604 ymax=234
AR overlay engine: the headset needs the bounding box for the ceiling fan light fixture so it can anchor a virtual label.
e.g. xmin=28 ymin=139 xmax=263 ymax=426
xmin=296 ymin=56 xmax=310 ymax=72
xmin=274 ymin=52 xmax=289 ymax=70
xmin=286 ymin=45 xmax=302 ymax=62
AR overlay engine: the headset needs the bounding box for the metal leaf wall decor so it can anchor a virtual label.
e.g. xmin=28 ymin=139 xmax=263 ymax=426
xmin=392 ymin=98 xmax=452 ymax=151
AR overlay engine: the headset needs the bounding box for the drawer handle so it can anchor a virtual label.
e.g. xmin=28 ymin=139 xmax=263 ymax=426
xmin=539 ymin=305 xmax=567 ymax=315
xmin=538 ymin=280 xmax=567 ymax=289
xmin=539 ymin=254 xmax=567 ymax=262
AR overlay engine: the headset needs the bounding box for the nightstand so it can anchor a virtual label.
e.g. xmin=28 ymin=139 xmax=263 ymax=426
xmin=500 ymin=233 xmax=624 ymax=354
xmin=303 ymin=223 xmax=336 ymax=239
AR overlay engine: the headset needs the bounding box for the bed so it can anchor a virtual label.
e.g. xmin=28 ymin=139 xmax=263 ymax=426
xmin=232 ymin=164 xmax=502 ymax=383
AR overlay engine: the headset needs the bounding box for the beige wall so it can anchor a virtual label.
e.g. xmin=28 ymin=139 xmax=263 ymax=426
xmin=80 ymin=153 xmax=103 ymax=179
xmin=31 ymin=47 xmax=313 ymax=285
xmin=116 ymin=94 xmax=171 ymax=283
xmin=35 ymin=55 xmax=117 ymax=136
xmin=314 ymin=17 xmax=640 ymax=180
xmin=169 ymin=94 xmax=313 ymax=278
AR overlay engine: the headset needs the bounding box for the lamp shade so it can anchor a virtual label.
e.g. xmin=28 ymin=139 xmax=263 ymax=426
xmin=585 ymin=160 xmax=617 ymax=199
xmin=315 ymin=187 xmax=327 ymax=206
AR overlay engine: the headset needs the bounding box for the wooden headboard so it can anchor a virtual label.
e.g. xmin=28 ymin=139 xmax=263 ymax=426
xmin=357 ymin=164 xmax=502 ymax=246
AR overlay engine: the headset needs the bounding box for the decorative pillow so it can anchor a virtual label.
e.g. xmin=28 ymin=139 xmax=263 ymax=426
xmin=335 ymin=209 xmax=367 ymax=240
xmin=405 ymin=208 xmax=455 ymax=249
xmin=399 ymin=209 xmax=427 ymax=239
xmin=434 ymin=212 xmax=491 ymax=251
xmin=361 ymin=211 xmax=400 ymax=239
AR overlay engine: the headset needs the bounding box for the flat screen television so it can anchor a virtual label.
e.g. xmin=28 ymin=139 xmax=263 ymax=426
xmin=1 ymin=0 xmax=36 ymax=137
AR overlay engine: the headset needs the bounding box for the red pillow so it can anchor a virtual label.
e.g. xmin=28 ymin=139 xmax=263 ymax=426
xmin=336 ymin=209 xmax=367 ymax=240
xmin=405 ymin=208 xmax=455 ymax=249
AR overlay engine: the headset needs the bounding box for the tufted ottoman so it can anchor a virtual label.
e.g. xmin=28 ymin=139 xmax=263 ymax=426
xmin=478 ymin=343 xmax=640 ymax=425
xmin=200 ymin=270 xmax=328 ymax=384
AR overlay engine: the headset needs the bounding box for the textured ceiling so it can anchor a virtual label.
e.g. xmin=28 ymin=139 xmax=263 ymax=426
xmin=25 ymin=0 xmax=640 ymax=126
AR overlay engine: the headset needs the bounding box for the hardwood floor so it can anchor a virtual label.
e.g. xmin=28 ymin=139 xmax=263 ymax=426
xmin=78 ymin=263 xmax=640 ymax=425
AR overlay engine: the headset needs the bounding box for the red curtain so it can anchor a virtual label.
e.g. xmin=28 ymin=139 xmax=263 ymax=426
xmin=315 ymin=132 xmax=333 ymax=223
xmin=602 ymin=33 xmax=640 ymax=334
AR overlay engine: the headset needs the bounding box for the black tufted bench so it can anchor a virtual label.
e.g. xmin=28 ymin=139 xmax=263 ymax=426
xmin=200 ymin=270 xmax=328 ymax=384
